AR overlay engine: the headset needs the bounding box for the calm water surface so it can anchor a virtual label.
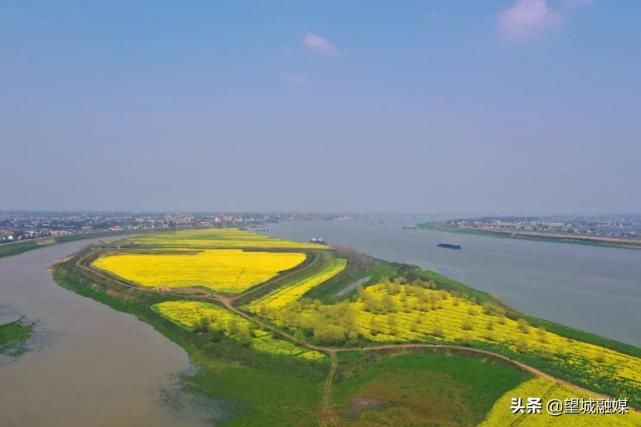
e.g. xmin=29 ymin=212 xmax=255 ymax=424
xmin=0 ymin=238 xmax=222 ymax=427
xmin=268 ymin=216 xmax=641 ymax=347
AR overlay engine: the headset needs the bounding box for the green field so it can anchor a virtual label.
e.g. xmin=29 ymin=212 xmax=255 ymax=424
xmin=52 ymin=228 xmax=641 ymax=425
xmin=333 ymin=351 xmax=531 ymax=426
xmin=53 ymin=260 xmax=327 ymax=426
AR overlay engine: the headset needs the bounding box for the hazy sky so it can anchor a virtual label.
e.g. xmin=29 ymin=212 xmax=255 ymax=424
xmin=2 ymin=1 xmax=640 ymax=214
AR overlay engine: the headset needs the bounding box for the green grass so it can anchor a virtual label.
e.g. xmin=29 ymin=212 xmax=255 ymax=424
xmin=333 ymin=350 xmax=531 ymax=426
xmin=304 ymin=260 xmax=398 ymax=303
xmin=0 ymin=240 xmax=44 ymax=258
xmin=188 ymin=357 xmax=323 ymax=426
xmin=0 ymin=230 xmax=136 ymax=259
xmin=54 ymin=236 xmax=641 ymax=421
xmin=53 ymin=254 xmax=328 ymax=427
xmin=0 ymin=319 xmax=34 ymax=356
xmin=235 ymin=249 xmax=335 ymax=306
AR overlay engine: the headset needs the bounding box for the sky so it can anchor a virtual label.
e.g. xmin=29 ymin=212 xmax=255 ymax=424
xmin=1 ymin=0 xmax=640 ymax=215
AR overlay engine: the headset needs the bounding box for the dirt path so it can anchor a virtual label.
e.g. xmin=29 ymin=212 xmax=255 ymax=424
xmin=71 ymin=251 xmax=634 ymax=424
xmin=319 ymin=351 xmax=339 ymax=427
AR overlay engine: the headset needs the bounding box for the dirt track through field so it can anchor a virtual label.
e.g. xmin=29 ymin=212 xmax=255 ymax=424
xmin=73 ymin=250 xmax=636 ymax=425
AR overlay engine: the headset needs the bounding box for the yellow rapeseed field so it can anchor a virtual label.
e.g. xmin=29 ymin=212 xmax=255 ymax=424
xmin=249 ymin=257 xmax=347 ymax=311
xmin=128 ymin=228 xmax=328 ymax=250
xmin=270 ymin=281 xmax=641 ymax=394
xmin=92 ymin=249 xmax=306 ymax=293
xmin=152 ymin=301 xmax=325 ymax=362
xmin=344 ymin=283 xmax=641 ymax=387
xmin=481 ymin=377 xmax=641 ymax=426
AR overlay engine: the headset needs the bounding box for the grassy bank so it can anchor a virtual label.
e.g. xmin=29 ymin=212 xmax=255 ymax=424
xmin=408 ymin=267 xmax=641 ymax=360
xmin=333 ymin=350 xmax=531 ymax=425
xmin=0 ymin=319 xmax=33 ymax=357
xmin=53 ymin=256 xmax=327 ymax=426
xmin=418 ymin=222 xmax=641 ymax=250
xmin=52 ymin=228 xmax=641 ymax=423
xmin=0 ymin=230 xmax=136 ymax=259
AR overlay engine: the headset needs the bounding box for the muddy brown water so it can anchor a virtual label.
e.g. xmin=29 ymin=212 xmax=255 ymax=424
xmin=0 ymin=238 xmax=223 ymax=427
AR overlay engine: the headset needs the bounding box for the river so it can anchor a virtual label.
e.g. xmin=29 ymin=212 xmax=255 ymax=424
xmin=0 ymin=238 xmax=221 ymax=427
xmin=267 ymin=215 xmax=641 ymax=347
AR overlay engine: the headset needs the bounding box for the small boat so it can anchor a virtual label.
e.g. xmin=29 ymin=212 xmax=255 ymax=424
xmin=437 ymin=243 xmax=462 ymax=250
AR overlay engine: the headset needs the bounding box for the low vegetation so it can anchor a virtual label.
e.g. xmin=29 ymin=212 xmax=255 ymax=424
xmin=51 ymin=228 xmax=641 ymax=425
xmin=334 ymin=351 xmax=531 ymax=426
xmin=153 ymin=300 xmax=325 ymax=362
xmin=269 ymin=279 xmax=641 ymax=404
xmin=481 ymin=377 xmax=641 ymax=426
xmin=248 ymin=256 xmax=347 ymax=311
xmin=0 ymin=229 xmax=135 ymax=259
xmin=0 ymin=319 xmax=33 ymax=356
xmin=93 ymin=249 xmax=306 ymax=293
xmin=127 ymin=227 xmax=328 ymax=249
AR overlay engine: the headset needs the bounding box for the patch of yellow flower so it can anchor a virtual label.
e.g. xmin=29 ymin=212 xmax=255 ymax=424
xmin=128 ymin=228 xmax=328 ymax=249
xmin=152 ymin=301 xmax=325 ymax=362
xmin=349 ymin=283 xmax=641 ymax=389
xmin=481 ymin=377 xmax=641 ymax=426
xmin=93 ymin=249 xmax=306 ymax=293
xmin=249 ymin=257 xmax=347 ymax=311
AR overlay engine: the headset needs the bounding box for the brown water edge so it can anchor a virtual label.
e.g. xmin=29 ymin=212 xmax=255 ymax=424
xmin=0 ymin=237 xmax=226 ymax=427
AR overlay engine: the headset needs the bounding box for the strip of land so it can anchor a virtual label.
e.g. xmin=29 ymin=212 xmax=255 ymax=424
xmin=420 ymin=222 xmax=641 ymax=249
xmin=51 ymin=228 xmax=641 ymax=425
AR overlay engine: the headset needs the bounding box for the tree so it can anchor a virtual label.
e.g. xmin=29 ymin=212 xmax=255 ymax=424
xmin=235 ymin=325 xmax=252 ymax=345
xmin=517 ymin=319 xmax=530 ymax=334
xmin=410 ymin=318 xmax=419 ymax=332
xmin=432 ymin=325 xmax=445 ymax=338
xmin=370 ymin=317 xmax=381 ymax=336
xmin=486 ymin=320 xmax=494 ymax=331
xmin=208 ymin=328 xmax=223 ymax=342
xmin=195 ymin=317 xmax=210 ymax=333
xmin=481 ymin=302 xmax=497 ymax=315
xmin=381 ymin=293 xmax=397 ymax=313
xmin=313 ymin=323 xmax=345 ymax=345
xmin=347 ymin=329 xmax=359 ymax=343
xmin=402 ymin=298 xmax=412 ymax=313
xmin=387 ymin=314 xmax=398 ymax=336
xmin=516 ymin=337 xmax=528 ymax=352
xmin=227 ymin=318 xmax=240 ymax=336
xmin=417 ymin=290 xmax=429 ymax=310
xmin=553 ymin=343 xmax=566 ymax=357
xmin=462 ymin=318 xmax=474 ymax=331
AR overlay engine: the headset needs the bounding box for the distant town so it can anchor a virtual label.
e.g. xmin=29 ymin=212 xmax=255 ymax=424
xmin=429 ymin=215 xmax=641 ymax=248
xmin=0 ymin=211 xmax=345 ymax=245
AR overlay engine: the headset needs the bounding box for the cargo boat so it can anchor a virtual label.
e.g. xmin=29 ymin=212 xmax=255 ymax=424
xmin=437 ymin=243 xmax=462 ymax=250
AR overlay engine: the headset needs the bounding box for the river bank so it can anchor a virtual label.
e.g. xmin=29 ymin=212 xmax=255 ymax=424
xmin=0 ymin=230 xmax=136 ymax=259
xmin=267 ymin=215 xmax=641 ymax=347
xmin=419 ymin=222 xmax=641 ymax=250
xmin=0 ymin=237 xmax=219 ymax=427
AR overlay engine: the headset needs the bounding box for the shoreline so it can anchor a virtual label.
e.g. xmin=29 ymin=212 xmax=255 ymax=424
xmin=0 ymin=230 xmax=139 ymax=260
xmin=51 ymin=230 xmax=641 ymax=415
xmin=419 ymin=222 xmax=641 ymax=250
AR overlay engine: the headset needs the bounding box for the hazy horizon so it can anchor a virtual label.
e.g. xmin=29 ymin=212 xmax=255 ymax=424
xmin=2 ymin=1 xmax=640 ymax=214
